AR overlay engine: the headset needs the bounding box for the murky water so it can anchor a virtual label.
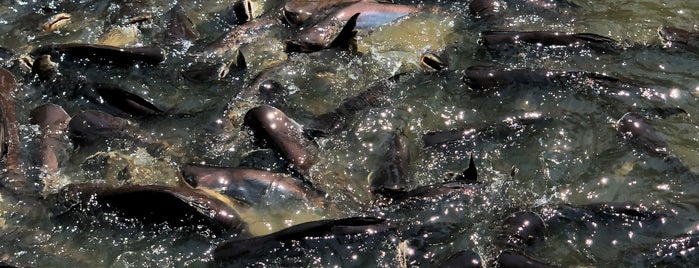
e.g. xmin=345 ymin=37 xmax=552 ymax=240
xmin=1 ymin=0 xmax=699 ymax=267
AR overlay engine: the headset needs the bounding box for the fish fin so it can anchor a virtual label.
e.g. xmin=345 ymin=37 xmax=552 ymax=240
xmin=330 ymin=13 xmax=360 ymax=50
xmin=455 ymin=154 xmax=478 ymax=181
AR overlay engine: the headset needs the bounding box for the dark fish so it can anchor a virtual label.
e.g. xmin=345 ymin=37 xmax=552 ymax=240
xmin=83 ymin=83 xmax=164 ymax=117
xmin=31 ymin=54 xmax=58 ymax=81
xmin=470 ymin=0 xmax=576 ymax=19
xmin=499 ymin=211 xmax=547 ymax=248
xmin=370 ymin=129 xmax=413 ymax=195
xmin=0 ymin=46 xmax=15 ymax=63
xmin=283 ymin=0 xmax=360 ymax=26
xmin=29 ymin=103 xmax=71 ymax=175
xmin=462 ymin=65 xmax=624 ymax=91
xmin=481 ymin=31 xmax=619 ymax=53
xmin=68 ymin=109 xmax=133 ymax=142
xmin=0 ymin=260 xmax=23 ymax=268
xmin=213 ymin=217 xmax=388 ymax=263
xmin=616 ymin=112 xmax=670 ymax=158
xmin=235 ymin=61 xmax=292 ymax=100
xmin=67 ymin=110 xmax=167 ymax=156
xmin=182 ymin=50 xmax=246 ymax=82
xmin=549 ymin=202 xmax=664 ymax=225
xmin=50 ymin=183 xmax=247 ymax=234
xmin=310 ymin=73 xmax=403 ymax=134
xmin=497 ymin=250 xmax=557 ymax=268
xmin=382 ymin=180 xmax=482 ymax=202
xmin=243 ymin=105 xmax=318 ymax=172
xmin=0 ymin=67 xmax=25 ymax=196
xmin=510 ymin=0 xmax=578 ymax=11
xmin=463 ymin=65 xmax=557 ymax=90
xmin=257 ymin=79 xmax=289 ymax=107
xmin=659 ymin=26 xmax=699 ymax=51
xmin=435 ymin=250 xmax=483 ymax=268
xmin=423 ymin=116 xmax=549 ymax=148
xmin=469 ymin=0 xmax=504 ymax=18
xmin=630 ymin=232 xmax=699 ymax=266
xmin=541 ymin=202 xmax=670 ymax=246
xmin=111 ymin=0 xmax=154 ymax=25
xmin=31 ymin=43 xmax=165 ymax=66
xmin=286 ymin=12 xmax=360 ymax=52
xmin=616 ymin=112 xmax=693 ymax=175
xmin=179 ymin=164 xmax=325 ymax=206
xmin=163 ymin=4 xmax=200 ymax=45
xmin=647 ymin=107 xmax=688 ymax=119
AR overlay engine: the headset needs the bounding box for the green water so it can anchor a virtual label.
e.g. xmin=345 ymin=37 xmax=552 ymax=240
xmin=1 ymin=0 xmax=699 ymax=267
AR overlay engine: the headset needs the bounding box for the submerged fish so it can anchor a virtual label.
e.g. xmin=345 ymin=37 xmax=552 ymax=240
xmin=370 ymin=129 xmax=413 ymax=196
xmin=659 ymin=26 xmax=699 ymax=52
xmin=213 ymin=217 xmax=390 ymax=263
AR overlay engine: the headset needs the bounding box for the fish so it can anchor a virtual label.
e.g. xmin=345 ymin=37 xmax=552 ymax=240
xmin=422 ymin=116 xmax=550 ymax=148
xmin=82 ymin=83 xmax=164 ymax=118
xmin=370 ymin=129 xmax=413 ymax=196
xmin=470 ymin=0 xmax=577 ymax=20
xmin=31 ymin=43 xmax=165 ymax=66
xmin=499 ymin=211 xmax=547 ymax=248
xmin=630 ymin=232 xmax=699 ymax=266
xmin=309 ymin=73 xmax=403 ymax=134
xmin=480 ymin=30 xmax=619 ymax=53
xmin=286 ymin=12 xmax=360 ymax=53
xmin=68 ymin=109 xmax=134 ymax=143
xmin=68 ymin=109 xmax=168 ymax=157
xmin=497 ymin=249 xmax=557 ymax=268
xmin=0 ymin=47 xmax=14 ymax=63
xmin=110 ymin=0 xmax=154 ymax=25
xmin=31 ymin=54 xmax=58 ymax=81
xmin=162 ymin=4 xmax=200 ymax=46
xmin=0 ymin=67 xmax=26 ymax=197
xmin=469 ymin=0 xmax=504 ymax=18
xmin=179 ymin=164 xmax=325 ymax=207
xmin=243 ymin=105 xmax=319 ymax=173
xmin=462 ymin=65 xmax=628 ymax=91
xmin=434 ymin=250 xmax=483 ymax=268
xmin=50 ymin=183 xmax=248 ymax=235
xmin=616 ymin=112 xmax=670 ymax=157
xmin=616 ymin=112 xmax=693 ymax=175
xmin=213 ymin=217 xmax=389 ymax=263
xmin=659 ymin=26 xmax=699 ymax=52
xmin=205 ymin=17 xmax=283 ymax=58
xmin=376 ymin=180 xmax=482 ymax=203
xmin=29 ymin=104 xmax=71 ymax=176
xmin=332 ymin=1 xmax=420 ymax=30
xmin=285 ymin=1 xmax=421 ymax=52
xmin=283 ymin=0 xmax=360 ymax=26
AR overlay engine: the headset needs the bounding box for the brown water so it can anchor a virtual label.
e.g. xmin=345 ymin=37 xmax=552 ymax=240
xmin=1 ymin=0 xmax=699 ymax=267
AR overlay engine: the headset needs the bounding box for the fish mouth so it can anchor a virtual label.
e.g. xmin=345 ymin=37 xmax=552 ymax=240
xmin=283 ymin=9 xmax=301 ymax=26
